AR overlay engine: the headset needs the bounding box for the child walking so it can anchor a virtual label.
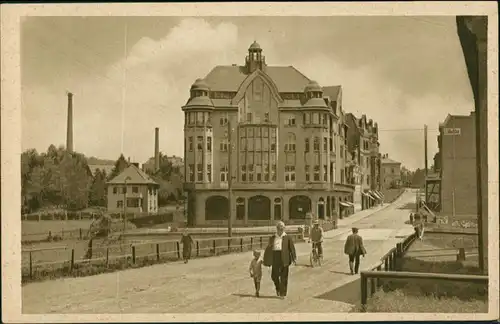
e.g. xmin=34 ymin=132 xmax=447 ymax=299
xmin=249 ymin=250 xmax=263 ymax=297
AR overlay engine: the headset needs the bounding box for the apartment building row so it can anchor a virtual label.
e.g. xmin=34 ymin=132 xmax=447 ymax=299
xmin=182 ymin=42 xmax=383 ymax=226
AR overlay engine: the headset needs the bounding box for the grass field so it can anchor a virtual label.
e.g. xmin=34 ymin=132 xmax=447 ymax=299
xmin=353 ymin=255 xmax=487 ymax=312
xmin=360 ymin=289 xmax=488 ymax=313
xmin=22 ymin=220 xmax=95 ymax=242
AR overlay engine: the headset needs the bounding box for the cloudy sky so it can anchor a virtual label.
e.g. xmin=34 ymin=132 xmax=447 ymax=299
xmin=21 ymin=16 xmax=474 ymax=170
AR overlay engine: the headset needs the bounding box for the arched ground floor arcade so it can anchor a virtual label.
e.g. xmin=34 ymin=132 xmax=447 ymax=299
xmin=184 ymin=189 xmax=355 ymax=226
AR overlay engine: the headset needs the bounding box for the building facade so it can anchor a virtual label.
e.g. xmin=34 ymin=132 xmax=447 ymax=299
xmin=380 ymin=154 xmax=402 ymax=189
xmin=106 ymin=163 xmax=160 ymax=214
xmin=182 ymin=42 xmax=355 ymax=226
xmin=345 ymin=113 xmax=382 ymax=210
xmin=432 ymin=112 xmax=477 ymax=216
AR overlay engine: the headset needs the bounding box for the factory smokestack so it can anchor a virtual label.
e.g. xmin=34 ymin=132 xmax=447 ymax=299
xmin=154 ymin=127 xmax=160 ymax=172
xmin=66 ymin=92 xmax=74 ymax=153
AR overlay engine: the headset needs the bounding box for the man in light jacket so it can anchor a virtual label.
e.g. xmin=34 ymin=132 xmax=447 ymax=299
xmin=263 ymin=221 xmax=297 ymax=299
xmin=343 ymin=227 xmax=367 ymax=275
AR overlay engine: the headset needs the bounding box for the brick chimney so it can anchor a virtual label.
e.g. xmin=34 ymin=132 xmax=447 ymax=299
xmin=154 ymin=127 xmax=160 ymax=172
xmin=66 ymin=92 xmax=73 ymax=152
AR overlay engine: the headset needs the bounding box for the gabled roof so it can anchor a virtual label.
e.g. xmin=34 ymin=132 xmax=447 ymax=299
xmin=203 ymin=65 xmax=311 ymax=93
xmin=107 ymin=164 xmax=158 ymax=185
xmin=381 ymin=157 xmax=401 ymax=165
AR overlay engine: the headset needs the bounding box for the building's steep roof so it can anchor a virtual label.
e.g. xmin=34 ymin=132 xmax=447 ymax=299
xmin=322 ymin=86 xmax=341 ymax=101
xmin=381 ymin=157 xmax=401 ymax=165
xmin=204 ymin=65 xmax=310 ymax=93
xmin=107 ymin=164 xmax=158 ymax=185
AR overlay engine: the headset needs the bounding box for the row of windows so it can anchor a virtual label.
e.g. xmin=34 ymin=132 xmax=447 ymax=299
xmin=186 ymin=163 xmax=346 ymax=184
xmin=112 ymin=186 xmax=157 ymax=195
xmin=116 ymin=197 xmax=145 ymax=208
xmin=186 ymin=135 xmax=347 ymax=155
xmin=240 ymin=126 xmax=277 ymax=138
xmin=242 ymin=112 xmax=271 ymax=124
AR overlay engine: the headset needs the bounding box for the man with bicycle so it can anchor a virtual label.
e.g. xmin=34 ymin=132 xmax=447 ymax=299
xmin=309 ymin=220 xmax=324 ymax=258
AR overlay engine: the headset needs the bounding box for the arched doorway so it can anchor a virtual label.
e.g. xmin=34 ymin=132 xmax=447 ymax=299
xmin=273 ymin=197 xmax=282 ymax=220
xmin=248 ymin=195 xmax=271 ymax=220
xmin=289 ymin=195 xmax=312 ymax=219
xmin=205 ymin=195 xmax=229 ymax=220
xmin=318 ymin=197 xmax=325 ymax=219
xmin=236 ymin=197 xmax=245 ymax=220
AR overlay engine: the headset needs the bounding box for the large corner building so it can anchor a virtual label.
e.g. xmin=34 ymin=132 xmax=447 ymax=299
xmin=182 ymin=42 xmax=355 ymax=226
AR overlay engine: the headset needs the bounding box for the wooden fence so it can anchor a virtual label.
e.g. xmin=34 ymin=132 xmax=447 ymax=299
xmin=357 ymin=232 xmax=487 ymax=311
xmin=21 ymin=233 xmax=303 ymax=282
xmin=353 ymin=232 xmax=417 ymax=310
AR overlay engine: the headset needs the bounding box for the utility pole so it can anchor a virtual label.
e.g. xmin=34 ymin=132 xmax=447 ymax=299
xmin=424 ymin=124 xmax=428 ymax=204
xmin=227 ymin=121 xmax=233 ymax=238
xmin=123 ymin=176 xmax=131 ymax=232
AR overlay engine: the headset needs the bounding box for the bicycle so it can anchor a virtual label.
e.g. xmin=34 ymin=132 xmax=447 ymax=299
xmin=309 ymin=242 xmax=323 ymax=267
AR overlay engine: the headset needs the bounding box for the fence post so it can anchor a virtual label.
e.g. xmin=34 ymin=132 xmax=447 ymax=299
xmin=260 ymin=236 xmax=263 ymax=248
xmin=388 ymin=254 xmax=393 ymax=271
xmin=106 ymin=248 xmax=109 ymax=267
xmin=227 ymin=239 xmax=231 ymax=252
xmin=132 ymin=246 xmax=136 ymax=264
xmin=79 ymin=228 xmax=82 ymax=240
xmin=29 ymin=251 xmax=33 ymax=279
xmin=250 ymin=237 xmax=253 ymax=250
xmin=176 ymin=242 xmax=180 ymax=259
xmin=457 ymin=247 xmax=466 ymax=261
xmin=213 ymin=240 xmax=216 ymax=255
xmin=370 ymin=277 xmax=376 ymax=297
xmin=360 ymin=272 xmax=368 ymax=312
xmin=196 ymin=241 xmax=199 ymax=257
xmin=391 ymin=251 xmax=397 ymax=270
xmin=384 ymin=258 xmax=389 ymax=271
xmin=156 ymin=244 xmax=160 ymax=261
xmin=240 ymin=238 xmax=243 ymax=252
xmin=70 ymin=249 xmax=75 ymax=272
xmin=376 ymin=265 xmax=382 ymax=288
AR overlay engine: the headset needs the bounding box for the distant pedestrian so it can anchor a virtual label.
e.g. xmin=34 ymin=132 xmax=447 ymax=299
xmin=180 ymin=231 xmax=194 ymax=263
xmin=263 ymin=221 xmax=297 ymax=299
xmin=343 ymin=227 xmax=367 ymax=275
xmin=418 ymin=222 xmax=425 ymax=240
xmin=248 ymin=250 xmax=263 ymax=297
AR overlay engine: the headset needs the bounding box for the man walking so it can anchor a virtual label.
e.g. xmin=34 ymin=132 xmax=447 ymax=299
xmin=343 ymin=227 xmax=367 ymax=275
xmin=263 ymin=221 xmax=297 ymax=299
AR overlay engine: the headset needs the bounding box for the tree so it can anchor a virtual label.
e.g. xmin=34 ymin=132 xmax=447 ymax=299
xmin=89 ymin=169 xmax=107 ymax=207
xmin=108 ymin=154 xmax=129 ymax=180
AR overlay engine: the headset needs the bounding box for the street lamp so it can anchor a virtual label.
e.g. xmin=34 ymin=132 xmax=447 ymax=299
xmin=227 ymin=121 xmax=235 ymax=237
xmin=123 ymin=176 xmax=131 ymax=232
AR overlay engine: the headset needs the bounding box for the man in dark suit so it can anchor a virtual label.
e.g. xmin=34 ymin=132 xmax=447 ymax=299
xmin=263 ymin=221 xmax=297 ymax=299
xmin=343 ymin=227 xmax=367 ymax=275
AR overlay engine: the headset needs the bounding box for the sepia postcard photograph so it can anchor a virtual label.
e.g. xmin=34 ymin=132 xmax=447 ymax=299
xmin=1 ymin=2 xmax=499 ymax=323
